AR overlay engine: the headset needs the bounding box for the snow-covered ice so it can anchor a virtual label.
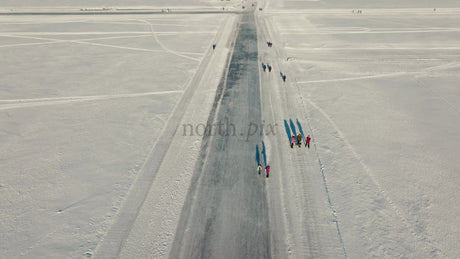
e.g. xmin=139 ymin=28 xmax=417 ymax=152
xmin=1 ymin=0 xmax=460 ymax=258
xmin=259 ymin=1 xmax=460 ymax=257
xmin=0 ymin=2 xmax=234 ymax=257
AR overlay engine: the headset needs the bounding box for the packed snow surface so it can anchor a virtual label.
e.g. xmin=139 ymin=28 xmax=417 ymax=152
xmin=1 ymin=0 xmax=459 ymax=258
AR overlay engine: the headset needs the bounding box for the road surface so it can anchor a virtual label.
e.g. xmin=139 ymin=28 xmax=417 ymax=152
xmin=170 ymin=13 xmax=271 ymax=258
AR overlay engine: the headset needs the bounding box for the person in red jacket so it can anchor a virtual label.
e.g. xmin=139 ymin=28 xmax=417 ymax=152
xmin=305 ymin=135 xmax=311 ymax=148
xmin=265 ymin=164 xmax=270 ymax=178
xmin=290 ymin=135 xmax=295 ymax=148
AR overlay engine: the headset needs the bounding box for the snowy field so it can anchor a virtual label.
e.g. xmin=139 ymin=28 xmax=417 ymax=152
xmin=0 ymin=0 xmax=209 ymax=8
xmin=258 ymin=0 xmax=460 ymax=257
xmin=0 ymin=2 xmax=235 ymax=257
xmin=1 ymin=0 xmax=460 ymax=258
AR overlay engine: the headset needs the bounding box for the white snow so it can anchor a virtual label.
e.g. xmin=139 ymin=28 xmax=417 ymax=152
xmin=1 ymin=0 xmax=460 ymax=258
xmin=257 ymin=1 xmax=460 ymax=257
xmin=0 ymin=2 xmax=237 ymax=257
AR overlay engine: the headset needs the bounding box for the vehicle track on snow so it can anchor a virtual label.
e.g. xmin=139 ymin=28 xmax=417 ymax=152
xmin=92 ymin=13 xmax=224 ymax=258
xmin=170 ymin=13 xmax=271 ymax=258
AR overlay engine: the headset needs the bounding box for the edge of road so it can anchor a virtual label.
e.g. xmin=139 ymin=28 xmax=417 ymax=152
xmin=169 ymin=10 xmax=271 ymax=258
xmin=93 ymin=13 xmax=239 ymax=259
xmin=255 ymin=7 xmax=347 ymax=258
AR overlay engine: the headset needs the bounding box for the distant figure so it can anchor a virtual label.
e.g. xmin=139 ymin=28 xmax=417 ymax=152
xmin=291 ymin=135 xmax=295 ymax=148
xmin=257 ymin=164 xmax=262 ymax=175
xmin=267 ymin=64 xmax=272 ymax=72
xmin=305 ymin=135 xmax=311 ymax=148
xmin=283 ymin=74 xmax=286 ymax=82
xmin=212 ymin=44 xmax=216 ymax=50
xmin=265 ymin=165 xmax=270 ymax=178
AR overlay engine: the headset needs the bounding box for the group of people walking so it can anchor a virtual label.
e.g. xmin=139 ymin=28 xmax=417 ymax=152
xmin=291 ymin=134 xmax=311 ymax=148
xmin=263 ymin=41 xmax=287 ymax=82
xmin=257 ymin=164 xmax=270 ymax=178
xmin=262 ymin=62 xmax=287 ymax=83
xmin=261 ymin=62 xmax=272 ymax=72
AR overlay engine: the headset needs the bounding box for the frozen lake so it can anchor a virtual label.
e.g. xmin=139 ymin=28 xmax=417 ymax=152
xmin=1 ymin=0 xmax=459 ymax=258
xmin=0 ymin=10 xmax=229 ymax=258
xmin=260 ymin=3 xmax=460 ymax=257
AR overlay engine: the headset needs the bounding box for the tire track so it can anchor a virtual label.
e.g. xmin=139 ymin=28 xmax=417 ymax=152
xmin=170 ymin=12 xmax=270 ymax=258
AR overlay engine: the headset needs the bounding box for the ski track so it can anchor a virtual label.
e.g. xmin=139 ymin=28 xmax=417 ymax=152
xmin=281 ymin=28 xmax=460 ymax=35
xmin=0 ymin=34 xmax=153 ymax=48
xmin=263 ymin=8 xmax=460 ymax=15
xmin=1 ymin=30 xmax=209 ymax=56
xmin=139 ymin=19 xmax=201 ymax=62
xmin=297 ymin=61 xmax=460 ymax=84
xmin=0 ymin=33 xmax=163 ymax=53
xmin=0 ymin=91 xmax=183 ymax=110
xmin=275 ymin=8 xmax=450 ymax=256
xmin=296 ymin=67 xmax=448 ymax=259
xmin=286 ymin=47 xmax=460 ymax=51
xmin=297 ymin=71 xmax=417 ymax=84
xmin=0 ymin=33 xmax=193 ymax=55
